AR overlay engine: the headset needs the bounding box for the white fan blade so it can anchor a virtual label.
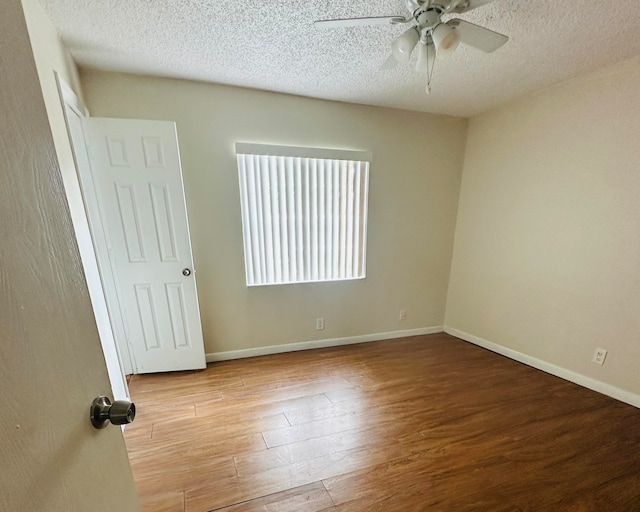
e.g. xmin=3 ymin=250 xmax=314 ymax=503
xmin=449 ymin=19 xmax=508 ymax=53
xmin=314 ymin=16 xmax=405 ymax=29
xmin=448 ymin=0 xmax=497 ymax=14
xmin=380 ymin=54 xmax=399 ymax=71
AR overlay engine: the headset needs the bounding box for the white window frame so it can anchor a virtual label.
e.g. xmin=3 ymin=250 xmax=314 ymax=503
xmin=236 ymin=143 xmax=371 ymax=287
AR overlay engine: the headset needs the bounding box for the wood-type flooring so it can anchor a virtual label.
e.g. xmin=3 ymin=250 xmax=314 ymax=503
xmin=124 ymin=333 xmax=640 ymax=511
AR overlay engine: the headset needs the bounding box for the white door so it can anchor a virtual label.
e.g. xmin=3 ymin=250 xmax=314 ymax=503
xmin=84 ymin=118 xmax=206 ymax=373
xmin=2 ymin=2 xmax=138 ymax=506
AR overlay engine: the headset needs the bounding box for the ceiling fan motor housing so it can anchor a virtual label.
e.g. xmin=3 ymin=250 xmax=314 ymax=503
xmin=407 ymin=0 xmax=472 ymax=16
xmin=415 ymin=8 xmax=441 ymax=30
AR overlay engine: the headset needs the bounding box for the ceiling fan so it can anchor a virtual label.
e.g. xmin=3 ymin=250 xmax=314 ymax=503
xmin=314 ymin=0 xmax=508 ymax=93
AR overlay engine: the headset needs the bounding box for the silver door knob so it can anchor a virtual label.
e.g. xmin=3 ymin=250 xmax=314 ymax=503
xmin=182 ymin=268 xmax=192 ymax=276
xmin=90 ymin=396 xmax=136 ymax=429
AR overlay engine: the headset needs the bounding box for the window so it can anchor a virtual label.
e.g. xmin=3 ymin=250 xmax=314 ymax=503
xmin=236 ymin=143 xmax=370 ymax=286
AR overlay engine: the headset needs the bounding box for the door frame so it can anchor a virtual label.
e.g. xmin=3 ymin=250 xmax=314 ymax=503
xmin=56 ymin=73 xmax=135 ymax=378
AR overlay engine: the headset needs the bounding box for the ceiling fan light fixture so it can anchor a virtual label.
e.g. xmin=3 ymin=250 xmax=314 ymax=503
xmin=391 ymin=27 xmax=419 ymax=63
xmin=432 ymin=22 xmax=460 ymax=58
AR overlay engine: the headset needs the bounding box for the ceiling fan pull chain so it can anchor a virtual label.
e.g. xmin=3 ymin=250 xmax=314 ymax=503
xmin=426 ymin=42 xmax=435 ymax=94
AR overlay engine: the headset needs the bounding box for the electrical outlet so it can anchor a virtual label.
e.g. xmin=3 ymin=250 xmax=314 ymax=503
xmin=316 ymin=317 xmax=324 ymax=330
xmin=399 ymin=309 xmax=407 ymax=321
xmin=592 ymin=348 xmax=607 ymax=365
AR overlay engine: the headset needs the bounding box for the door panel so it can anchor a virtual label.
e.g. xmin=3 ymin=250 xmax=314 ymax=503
xmin=84 ymin=118 xmax=206 ymax=373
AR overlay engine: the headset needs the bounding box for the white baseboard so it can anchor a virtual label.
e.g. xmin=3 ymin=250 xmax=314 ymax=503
xmin=444 ymin=326 xmax=640 ymax=409
xmin=206 ymin=326 xmax=443 ymax=363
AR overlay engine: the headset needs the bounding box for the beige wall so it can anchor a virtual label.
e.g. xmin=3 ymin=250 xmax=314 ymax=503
xmin=80 ymin=70 xmax=467 ymax=355
xmin=446 ymin=55 xmax=640 ymax=398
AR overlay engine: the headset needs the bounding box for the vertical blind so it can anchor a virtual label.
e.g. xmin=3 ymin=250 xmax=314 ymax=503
xmin=236 ymin=143 xmax=370 ymax=286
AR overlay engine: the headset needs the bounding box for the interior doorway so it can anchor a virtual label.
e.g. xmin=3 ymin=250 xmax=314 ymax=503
xmin=56 ymin=74 xmax=206 ymax=381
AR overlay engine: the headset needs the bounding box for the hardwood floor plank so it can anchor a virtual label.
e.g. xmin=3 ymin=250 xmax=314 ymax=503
xmin=135 ymin=489 xmax=185 ymax=512
xmin=235 ymin=423 xmax=407 ymax=476
xmin=184 ymin=441 xmax=405 ymax=512
xmin=131 ymin=402 xmax=197 ymax=433
xmin=131 ymin=370 xmax=243 ymax=396
xmin=151 ymin=413 xmax=290 ymax=442
xmin=218 ymin=377 xmax=354 ymax=404
xmin=283 ymin=400 xmax=361 ymax=426
xmin=214 ymin=482 xmax=334 ymax=512
xmin=261 ymin=413 xmax=368 ymax=448
xmin=196 ymin=392 xmax=332 ymax=423
xmin=130 ymin=453 xmax=236 ymax=493
xmin=322 ymin=387 xmax=365 ymax=403
xmin=322 ymin=450 xmax=525 ymax=511
xmin=125 ymin=431 xmax=267 ymax=461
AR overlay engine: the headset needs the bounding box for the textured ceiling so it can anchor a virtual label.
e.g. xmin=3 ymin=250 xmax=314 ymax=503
xmin=39 ymin=0 xmax=640 ymax=117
